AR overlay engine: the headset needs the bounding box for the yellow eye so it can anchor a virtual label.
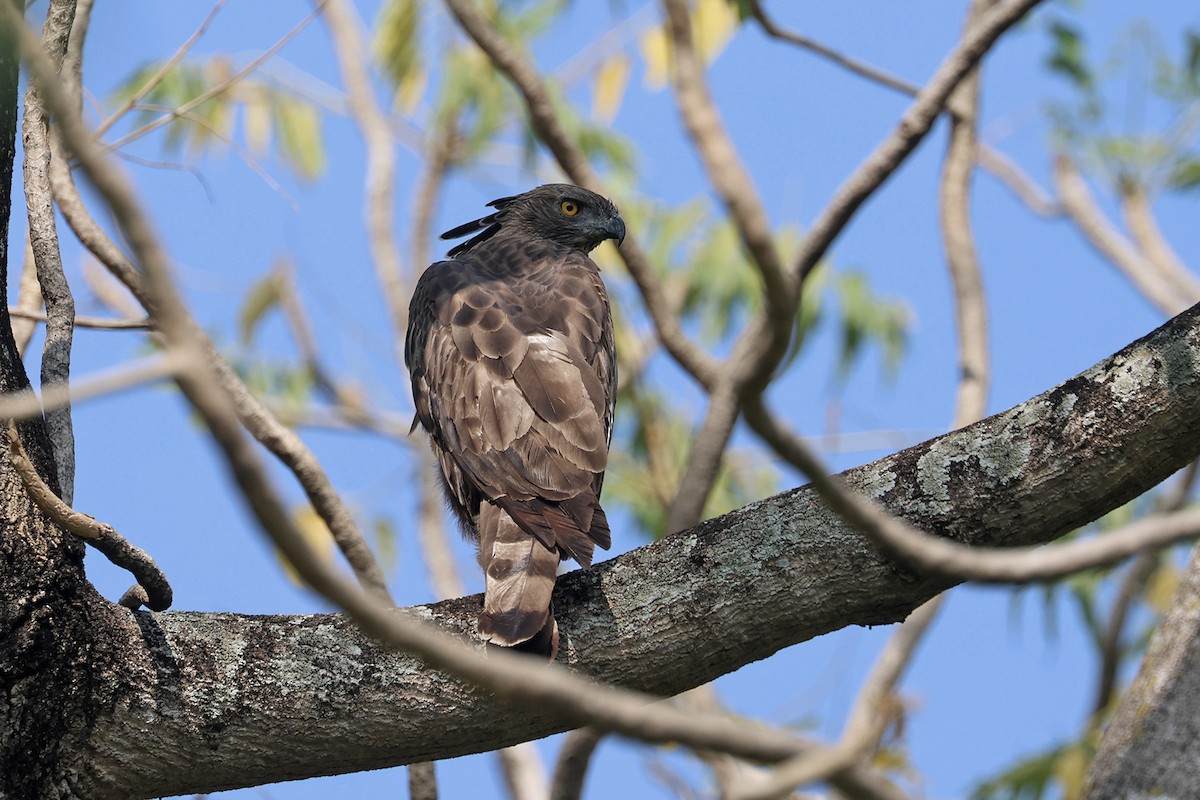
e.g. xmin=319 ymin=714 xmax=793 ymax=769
xmin=561 ymin=200 xmax=579 ymax=216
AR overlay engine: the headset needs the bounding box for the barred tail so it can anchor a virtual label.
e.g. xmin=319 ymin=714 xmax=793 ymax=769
xmin=476 ymin=502 xmax=560 ymax=658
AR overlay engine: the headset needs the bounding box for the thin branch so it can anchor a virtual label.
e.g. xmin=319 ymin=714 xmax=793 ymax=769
xmin=747 ymin=2 xmax=1064 ymax=230
xmin=785 ymin=0 xmax=1044 ymax=292
xmin=11 ymin=242 xmax=43 ymax=355
xmin=939 ymin=0 xmax=992 ymax=429
xmin=665 ymin=379 xmax=740 ymax=533
xmin=129 ymin=102 xmax=299 ymax=209
xmin=23 ymin=0 xmax=77 ymax=503
xmin=1092 ymin=551 xmax=1157 ymax=717
xmin=976 ymin=143 xmax=1063 ymax=217
xmin=1092 ymin=460 xmax=1200 ymax=717
xmin=318 ymin=0 xmax=407 ymax=344
xmin=1119 ymin=180 xmax=1200 ymax=306
xmin=744 ymin=394 xmax=1200 ymax=583
xmin=5 ymin=419 xmax=172 ymax=610
xmin=1053 ymin=155 xmax=1189 ymax=317
xmin=8 ymin=306 xmax=149 ymax=329
xmin=440 ymin=0 xmax=720 ymax=389
xmin=99 ymin=4 xmax=323 ymax=154
xmin=550 ymin=728 xmax=604 ymax=800
xmin=0 ymin=355 xmax=181 ymax=422
xmin=92 ymin=0 xmax=227 ymax=138
xmin=748 ymin=1 xmax=925 ymax=100
xmin=734 ymin=598 xmax=939 ymax=800
xmin=660 ymin=0 xmax=792 ymax=315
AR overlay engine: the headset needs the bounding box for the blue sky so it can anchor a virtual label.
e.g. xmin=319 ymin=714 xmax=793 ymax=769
xmin=10 ymin=0 xmax=1200 ymax=797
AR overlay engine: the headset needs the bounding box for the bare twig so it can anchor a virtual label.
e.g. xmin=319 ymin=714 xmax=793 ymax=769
xmin=785 ymin=0 xmax=1044 ymax=294
xmin=23 ymin=0 xmax=77 ymax=503
xmin=746 ymin=2 xmax=1064 ymax=230
xmin=660 ymin=0 xmax=792 ymax=314
xmin=5 ymin=419 xmax=172 ymax=610
xmin=1053 ymin=156 xmax=1190 ymax=317
xmin=940 ymin=0 xmax=992 ymax=430
xmin=128 ymin=102 xmax=299 ymax=209
xmin=0 ymin=356 xmax=181 ymax=424
xmin=1120 ymin=180 xmax=1200 ymax=305
xmin=318 ymin=0 xmax=407 ymax=343
xmin=734 ymin=598 xmax=939 ymax=800
xmin=549 ymin=728 xmax=604 ymax=800
xmin=11 ymin=242 xmax=44 ymax=355
xmin=440 ymin=0 xmax=720 ymax=389
xmin=748 ymin=1 xmax=925 ymax=101
xmin=100 ymin=4 xmax=323 ymax=154
xmin=977 ymin=144 xmax=1062 ymax=217
xmin=665 ymin=380 xmax=739 ymax=533
xmin=744 ymin=394 xmax=1200 ymax=583
xmin=1092 ymin=551 xmax=1157 ymax=717
xmin=8 ymin=306 xmax=149 ymax=329
xmin=93 ymin=0 xmax=227 ymax=138
xmin=1092 ymin=460 xmax=1200 ymax=717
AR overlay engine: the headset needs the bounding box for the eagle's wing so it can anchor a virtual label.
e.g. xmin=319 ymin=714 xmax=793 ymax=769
xmin=407 ymin=252 xmax=614 ymax=648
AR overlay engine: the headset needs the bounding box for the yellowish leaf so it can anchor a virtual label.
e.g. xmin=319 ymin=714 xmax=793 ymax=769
xmin=592 ymin=53 xmax=631 ymax=122
xmin=276 ymin=506 xmax=335 ymax=587
xmin=694 ymin=0 xmax=737 ymax=63
xmin=640 ymin=26 xmax=670 ymax=89
xmin=397 ymin=63 xmax=427 ymax=116
xmin=1146 ymin=561 xmax=1180 ymax=612
xmin=238 ymin=267 xmax=285 ymax=346
xmin=1053 ymin=744 xmax=1089 ymax=800
xmin=243 ymin=87 xmax=272 ymax=155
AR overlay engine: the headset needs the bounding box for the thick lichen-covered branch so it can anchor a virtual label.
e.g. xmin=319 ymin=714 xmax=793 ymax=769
xmin=68 ymin=303 xmax=1200 ymax=798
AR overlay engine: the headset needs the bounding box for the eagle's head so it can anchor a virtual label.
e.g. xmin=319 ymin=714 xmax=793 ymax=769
xmin=441 ymin=184 xmax=625 ymax=257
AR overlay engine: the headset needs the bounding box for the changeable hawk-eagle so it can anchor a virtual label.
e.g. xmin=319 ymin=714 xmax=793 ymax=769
xmin=405 ymin=184 xmax=624 ymax=657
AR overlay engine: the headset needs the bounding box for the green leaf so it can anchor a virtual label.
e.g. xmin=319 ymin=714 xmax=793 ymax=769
xmin=374 ymin=0 xmax=422 ymax=95
xmin=238 ymin=269 xmax=285 ymax=346
xmin=1046 ymin=20 xmax=1093 ymax=89
xmin=1168 ymin=157 xmax=1200 ymax=191
xmin=727 ymin=0 xmax=755 ymax=23
xmin=274 ymin=96 xmax=325 ymax=181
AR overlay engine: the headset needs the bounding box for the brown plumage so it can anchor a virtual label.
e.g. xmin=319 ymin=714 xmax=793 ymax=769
xmin=405 ymin=184 xmax=623 ymax=657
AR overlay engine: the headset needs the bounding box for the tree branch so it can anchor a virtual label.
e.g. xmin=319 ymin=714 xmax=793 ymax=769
xmin=735 ymin=599 xmax=938 ymax=800
xmin=318 ymin=0 xmax=408 ymax=344
xmin=22 ymin=0 xmax=76 ymax=503
xmin=5 ymin=419 xmax=172 ymax=610
xmin=1053 ymin=156 xmax=1191 ymax=317
xmin=60 ymin=300 xmax=1200 ymax=798
xmin=659 ymin=0 xmax=792 ymax=316
xmin=1119 ymin=180 xmax=1200 ymax=306
xmin=939 ymin=0 xmax=992 ymax=429
xmin=1085 ymin=541 xmax=1200 ymax=798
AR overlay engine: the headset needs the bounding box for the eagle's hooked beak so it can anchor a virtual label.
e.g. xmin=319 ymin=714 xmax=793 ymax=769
xmin=604 ymin=215 xmax=626 ymax=247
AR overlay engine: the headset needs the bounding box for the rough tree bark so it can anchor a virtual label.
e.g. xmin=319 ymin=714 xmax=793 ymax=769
xmin=1084 ymin=541 xmax=1200 ymax=799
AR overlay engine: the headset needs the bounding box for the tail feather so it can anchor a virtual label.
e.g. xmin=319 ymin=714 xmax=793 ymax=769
xmin=477 ymin=503 xmax=560 ymax=655
xmin=495 ymin=493 xmax=610 ymax=566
